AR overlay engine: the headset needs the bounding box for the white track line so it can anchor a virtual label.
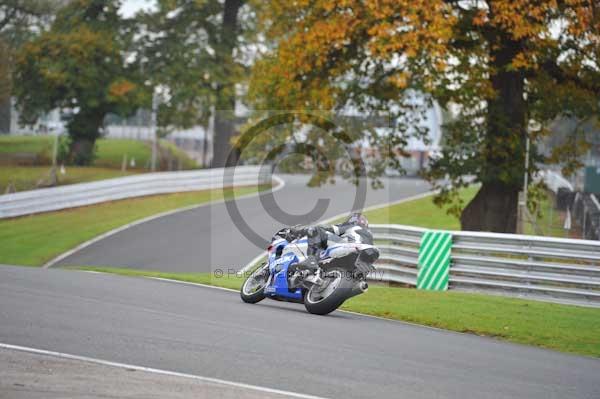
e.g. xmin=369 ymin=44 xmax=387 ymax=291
xmin=238 ymin=189 xmax=437 ymax=274
xmin=0 ymin=342 xmax=328 ymax=399
xmin=148 ymin=277 xmax=238 ymax=293
xmin=78 ymin=271 xmax=239 ymax=293
xmin=43 ymin=176 xmax=285 ymax=269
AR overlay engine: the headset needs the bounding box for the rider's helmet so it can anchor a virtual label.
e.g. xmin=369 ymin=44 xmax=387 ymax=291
xmin=346 ymin=212 xmax=369 ymax=228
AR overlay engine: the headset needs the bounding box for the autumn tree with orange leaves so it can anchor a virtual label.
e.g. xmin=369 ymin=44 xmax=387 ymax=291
xmin=249 ymin=0 xmax=600 ymax=233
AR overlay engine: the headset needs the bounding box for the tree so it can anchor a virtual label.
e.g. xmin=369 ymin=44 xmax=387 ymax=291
xmin=0 ymin=0 xmax=55 ymax=133
xmin=137 ymin=0 xmax=250 ymax=167
xmin=0 ymin=40 xmax=11 ymax=132
xmin=212 ymin=0 xmax=246 ymax=168
xmin=0 ymin=0 xmax=54 ymax=44
xmin=13 ymin=0 xmax=147 ymax=164
xmin=249 ymin=0 xmax=600 ymax=232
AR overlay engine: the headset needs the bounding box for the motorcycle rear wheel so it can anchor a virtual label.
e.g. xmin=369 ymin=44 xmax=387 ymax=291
xmin=304 ymin=267 xmax=354 ymax=315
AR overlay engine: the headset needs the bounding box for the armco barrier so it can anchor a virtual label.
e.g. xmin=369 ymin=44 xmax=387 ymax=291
xmin=0 ymin=166 xmax=270 ymax=219
xmin=371 ymin=224 xmax=600 ymax=307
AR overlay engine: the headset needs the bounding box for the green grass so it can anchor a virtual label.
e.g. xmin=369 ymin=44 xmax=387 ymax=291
xmin=94 ymin=139 xmax=155 ymax=169
xmin=341 ymin=285 xmax=600 ymax=357
xmin=363 ymin=186 xmax=479 ymax=228
xmin=0 ymin=135 xmax=52 ymax=154
xmin=0 ymin=166 xmax=138 ymax=193
xmin=524 ymin=190 xmax=571 ymax=238
xmin=363 ymin=185 xmax=567 ymax=238
xmin=74 ymin=266 xmax=600 ymax=358
xmin=0 ymin=184 xmax=268 ymax=266
xmin=158 ymin=139 xmax=198 ymax=170
xmin=0 ymin=135 xmax=197 ymax=170
xmin=0 ymin=136 xmax=198 ymax=191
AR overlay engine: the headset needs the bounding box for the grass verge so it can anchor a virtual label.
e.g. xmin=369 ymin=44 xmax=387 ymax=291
xmin=0 ymin=135 xmax=53 ymax=154
xmin=0 ymin=184 xmax=269 ymax=266
xmin=94 ymin=139 xmax=156 ymax=168
xmin=363 ymin=186 xmax=479 ymax=228
xmin=362 ymin=184 xmax=568 ymax=238
xmin=0 ymin=136 xmax=199 ymax=194
xmin=0 ymin=166 xmax=138 ymax=193
xmin=74 ymin=266 xmax=600 ymax=358
xmin=0 ymin=136 xmax=197 ymax=170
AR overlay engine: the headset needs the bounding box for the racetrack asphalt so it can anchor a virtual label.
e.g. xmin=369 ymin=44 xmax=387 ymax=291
xmin=0 ymin=346 xmax=298 ymax=399
xmin=6 ymin=174 xmax=599 ymax=398
xmin=54 ymin=174 xmax=432 ymax=272
xmin=1 ymin=265 xmax=599 ymax=399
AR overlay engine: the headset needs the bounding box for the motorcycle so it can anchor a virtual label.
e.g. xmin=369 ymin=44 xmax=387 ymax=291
xmin=240 ymin=228 xmax=379 ymax=315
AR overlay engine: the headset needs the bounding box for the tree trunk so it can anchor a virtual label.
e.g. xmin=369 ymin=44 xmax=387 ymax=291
xmin=461 ymin=183 xmax=519 ymax=232
xmin=67 ymin=108 xmax=105 ymax=165
xmin=69 ymin=138 xmax=97 ymax=165
xmin=211 ymin=0 xmax=243 ymax=168
xmin=460 ymin=30 xmax=527 ymax=233
xmin=0 ymin=97 xmax=10 ymax=134
xmin=212 ymin=113 xmax=240 ymax=167
xmin=0 ymin=39 xmax=11 ymax=134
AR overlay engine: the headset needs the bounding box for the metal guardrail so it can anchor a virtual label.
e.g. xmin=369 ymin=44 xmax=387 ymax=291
xmin=0 ymin=166 xmax=270 ymax=219
xmin=371 ymin=224 xmax=600 ymax=307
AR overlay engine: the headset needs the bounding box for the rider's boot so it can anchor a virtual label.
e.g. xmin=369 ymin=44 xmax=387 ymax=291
xmin=297 ymin=226 xmax=326 ymax=272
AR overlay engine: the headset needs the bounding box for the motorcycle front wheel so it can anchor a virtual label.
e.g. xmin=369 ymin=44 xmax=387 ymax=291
xmin=240 ymin=264 xmax=269 ymax=304
xmin=304 ymin=267 xmax=354 ymax=315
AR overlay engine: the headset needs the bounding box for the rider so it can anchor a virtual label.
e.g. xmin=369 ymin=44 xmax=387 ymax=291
xmin=276 ymin=212 xmax=373 ymax=271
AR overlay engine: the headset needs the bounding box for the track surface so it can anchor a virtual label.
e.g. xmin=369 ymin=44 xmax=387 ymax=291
xmin=56 ymin=175 xmax=431 ymax=272
xmin=1 ymin=266 xmax=599 ymax=399
xmin=0 ymin=347 xmax=293 ymax=399
xmin=6 ymin=175 xmax=600 ymax=398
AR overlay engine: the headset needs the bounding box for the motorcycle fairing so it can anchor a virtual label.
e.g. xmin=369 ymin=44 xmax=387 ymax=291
xmin=265 ymin=245 xmax=303 ymax=301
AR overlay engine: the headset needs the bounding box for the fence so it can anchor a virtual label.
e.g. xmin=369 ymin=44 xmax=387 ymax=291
xmin=371 ymin=224 xmax=600 ymax=307
xmin=544 ymin=168 xmax=600 ymax=240
xmin=571 ymin=193 xmax=600 ymax=240
xmin=0 ymin=166 xmax=270 ymax=219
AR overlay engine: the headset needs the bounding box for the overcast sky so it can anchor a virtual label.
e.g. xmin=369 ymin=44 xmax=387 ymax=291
xmin=120 ymin=0 xmax=157 ymax=18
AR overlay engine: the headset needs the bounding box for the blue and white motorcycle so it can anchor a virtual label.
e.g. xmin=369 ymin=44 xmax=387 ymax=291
xmin=240 ymin=228 xmax=379 ymax=315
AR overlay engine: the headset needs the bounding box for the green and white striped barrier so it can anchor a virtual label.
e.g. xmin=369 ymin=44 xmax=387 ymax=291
xmin=417 ymin=231 xmax=452 ymax=291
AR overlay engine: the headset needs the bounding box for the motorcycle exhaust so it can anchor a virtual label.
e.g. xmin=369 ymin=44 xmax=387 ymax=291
xmin=347 ymin=280 xmax=369 ymax=299
xmin=358 ymin=281 xmax=368 ymax=292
